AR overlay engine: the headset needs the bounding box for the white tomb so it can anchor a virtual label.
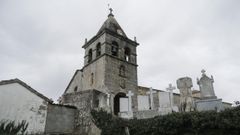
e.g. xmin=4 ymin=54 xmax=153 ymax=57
xmin=120 ymin=98 xmax=128 ymax=112
xmin=119 ymin=91 xmax=134 ymax=119
xmin=137 ymin=95 xmax=150 ymax=111
xmin=158 ymin=92 xmax=172 ymax=114
xmin=159 ymin=92 xmax=171 ymax=108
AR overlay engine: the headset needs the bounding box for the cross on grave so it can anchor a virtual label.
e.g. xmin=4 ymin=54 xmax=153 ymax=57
xmin=147 ymin=87 xmax=156 ymax=110
xmin=166 ymin=83 xmax=176 ymax=111
xmin=126 ymin=91 xmax=134 ymax=112
xmin=201 ymin=69 xmax=206 ymax=76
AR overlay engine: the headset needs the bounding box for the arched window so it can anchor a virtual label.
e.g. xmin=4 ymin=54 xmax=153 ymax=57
xmin=124 ymin=47 xmax=131 ymax=62
xmin=88 ymin=49 xmax=92 ymax=63
xmin=111 ymin=41 xmax=118 ymax=56
xmin=96 ymin=43 xmax=101 ymax=57
xmin=119 ymin=65 xmax=125 ymax=76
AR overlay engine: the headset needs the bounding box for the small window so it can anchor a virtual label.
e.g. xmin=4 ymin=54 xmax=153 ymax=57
xmin=95 ymin=99 xmax=99 ymax=108
xmin=124 ymin=47 xmax=131 ymax=62
xmin=74 ymin=86 xmax=78 ymax=92
xmin=91 ymin=73 xmax=94 ymax=85
xmin=119 ymin=65 xmax=125 ymax=77
xmin=88 ymin=49 xmax=93 ymax=63
xmin=111 ymin=41 xmax=118 ymax=56
xmin=96 ymin=43 xmax=101 ymax=57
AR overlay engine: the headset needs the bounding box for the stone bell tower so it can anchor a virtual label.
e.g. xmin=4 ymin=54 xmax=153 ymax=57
xmin=81 ymin=9 xmax=139 ymax=114
xmin=61 ymin=9 xmax=139 ymax=134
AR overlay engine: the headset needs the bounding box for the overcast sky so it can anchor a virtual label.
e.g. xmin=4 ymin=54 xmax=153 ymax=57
xmin=1 ymin=0 xmax=239 ymax=103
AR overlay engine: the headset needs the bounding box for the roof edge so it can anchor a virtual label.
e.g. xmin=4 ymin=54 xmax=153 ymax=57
xmin=63 ymin=69 xmax=82 ymax=94
xmin=0 ymin=78 xmax=53 ymax=103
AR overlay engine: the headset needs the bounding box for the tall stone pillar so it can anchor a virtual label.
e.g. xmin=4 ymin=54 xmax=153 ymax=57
xmin=177 ymin=77 xmax=194 ymax=112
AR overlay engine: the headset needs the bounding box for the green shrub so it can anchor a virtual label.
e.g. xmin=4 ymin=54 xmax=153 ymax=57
xmin=91 ymin=107 xmax=240 ymax=135
xmin=0 ymin=120 xmax=28 ymax=135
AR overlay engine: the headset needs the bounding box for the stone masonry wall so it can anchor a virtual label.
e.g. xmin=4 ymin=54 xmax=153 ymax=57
xmin=62 ymin=90 xmax=102 ymax=135
xmin=45 ymin=104 xmax=76 ymax=134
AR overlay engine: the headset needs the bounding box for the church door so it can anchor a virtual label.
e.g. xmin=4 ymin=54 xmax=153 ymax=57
xmin=114 ymin=92 xmax=126 ymax=115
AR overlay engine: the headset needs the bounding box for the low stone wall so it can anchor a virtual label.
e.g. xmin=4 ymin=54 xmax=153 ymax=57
xmin=45 ymin=104 xmax=76 ymax=134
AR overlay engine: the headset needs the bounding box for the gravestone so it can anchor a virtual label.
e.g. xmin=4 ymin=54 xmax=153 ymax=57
xmin=158 ymin=92 xmax=171 ymax=108
xmin=177 ymin=77 xmax=194 ymax=112
xmin=147 ymin=87 xmax=156 ymax=110
xmin=166 ymin=84 xmax=176 ymax=111
xmin=120 ymin=98 xmax=128 ymax=112
xmin=137 ymin=95 xmax=149 ymax=111
xmin=126 ymin=91 xmax=134 ymax=112
xmin=119 ymin=91 xmax=134 ymax=118
xmin=197 ymin=69 xmax=216 ymax=99
xmin=166 ymin=84 xmax=179 ymax=112
xmin=158 ymin=92 xmax=172 ymax=114
xmin=195 ymin=70 xmax=223 ymax=111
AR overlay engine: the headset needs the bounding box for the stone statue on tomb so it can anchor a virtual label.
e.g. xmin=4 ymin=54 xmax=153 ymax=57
xmin=197 ymin=69 xmax=217 ymax=99
xmin=195 ymin=70 xmax=223 ymax=111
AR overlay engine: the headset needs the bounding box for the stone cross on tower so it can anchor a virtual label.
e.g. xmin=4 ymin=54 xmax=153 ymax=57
xmin=166 ymin=84 xmax=176 ymax=111
xmin=109 ymin=8 xmax=113 ymax=14
xmin=126 ymin=91 xmax=134 ymax=112
xmin=108 ymin=4 xmax=114 ymax=16
xmin=147 ymin=87 xmax=156 ymax=110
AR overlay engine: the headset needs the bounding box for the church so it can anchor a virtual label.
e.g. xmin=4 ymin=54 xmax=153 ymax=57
xmin=0 ymin=10 xmax=232 ymax=135
xmin=59 ymin=10 xmax=231 ymax=134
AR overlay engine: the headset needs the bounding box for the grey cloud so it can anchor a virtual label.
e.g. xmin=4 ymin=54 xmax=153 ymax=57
xmin=0 ymin=0 xmax=240 ymax=103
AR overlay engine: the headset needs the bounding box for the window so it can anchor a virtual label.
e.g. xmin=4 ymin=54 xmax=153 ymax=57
xmin=94 ymin=99 xmax=100 ymax=108
xmin=111 ymin=41 xmax=118 ymax=56
xmin=74 ymin=86 xmax=78 ymax=92
xmin=119 ymin=65 xmax=125 ymax=77
xmin=91 ymin=73 xmax=94 ymax=85
xmin=124 ymin=47 xmax=131 ymax=62
xmin=88 ymin=49 xmax=93 ymax=63
xmin=96 ymin=43 xmax=101 ymax=57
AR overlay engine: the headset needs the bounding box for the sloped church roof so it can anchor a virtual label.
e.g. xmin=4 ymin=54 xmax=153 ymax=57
xmin=83 ymin=10 xmax=138 ymax=48
xmin=97 ymin=12 xmax=127 ymax=37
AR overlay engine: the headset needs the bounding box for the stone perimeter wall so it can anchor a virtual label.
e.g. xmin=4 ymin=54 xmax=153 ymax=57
xmin=62 ymin=90 xmax=102 ymax=135
xmin=45 ymin=104 xmax=76 ymax=134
